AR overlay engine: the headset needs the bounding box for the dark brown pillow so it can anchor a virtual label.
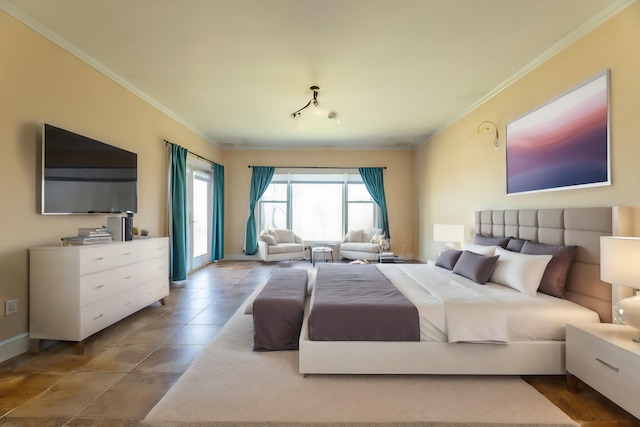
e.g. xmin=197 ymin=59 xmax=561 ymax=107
xmin=452 ymin=250 xmax=500 ymax=285
xmin=435 ymin=249 xmax=462 ymax=270
xmin=506 ymin=238 xmax=526 ymax=252
xmin=473 ymin=234 xmax=510 ymax=248
xmin=520 ymin=241 xmax=577 ymax=298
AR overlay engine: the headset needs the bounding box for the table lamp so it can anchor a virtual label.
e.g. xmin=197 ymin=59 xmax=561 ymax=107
xmin=600 ymin=236 xmax=640 ymax=342
xmin=433 ymin=224 xmax=465 ymax=251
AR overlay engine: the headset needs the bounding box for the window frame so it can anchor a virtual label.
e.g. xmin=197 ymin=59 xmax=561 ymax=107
xmin=258 ymin=172 xmax=379 ymax=243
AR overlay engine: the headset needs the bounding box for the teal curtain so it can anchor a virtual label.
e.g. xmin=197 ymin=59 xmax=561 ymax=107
xmin=244 ymin=166 xmax=274 ymax=255
xmin=169 ymin=145 xmax=188 ymax=281
xmin=359 ymin=167 xmax=390 ymax=238
xmin=211 ymin=163 xmax=224 ymax=261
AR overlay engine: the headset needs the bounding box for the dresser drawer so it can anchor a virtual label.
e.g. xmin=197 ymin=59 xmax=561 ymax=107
xmin=138 ymin=277 xmax=169 ymax=308
xmin=80 ymin=289 xmax=138 ymax=338
xmin=139 ymin=257 xmax=168 ymax=282
xmin=566 ymin=324 xmax=640 ymax=418
xmin=80 ymin=243 xmax=138 ymax=275
xmin=138 ymin=237 xmax=169 ymax=262
xmin=80 ymin=264 xmax=138 ymax=307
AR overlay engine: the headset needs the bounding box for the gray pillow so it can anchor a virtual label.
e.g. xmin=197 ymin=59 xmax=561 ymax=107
xmin=506 ymin=238 xmax=527 ymax=252
xmin=520 ymin=241 xmax=577 ymax=298
xmin=473 ymin=234 xmax=510 ymax=249
xmin=435 ymin=249 xmax=462 ymax=270
xmin=452 ymin=250 xmax=500 ymax=285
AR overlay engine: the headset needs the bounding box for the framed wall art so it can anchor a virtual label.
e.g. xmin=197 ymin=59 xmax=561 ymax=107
xmin=506 ymin=70 xmax=610 ymax=195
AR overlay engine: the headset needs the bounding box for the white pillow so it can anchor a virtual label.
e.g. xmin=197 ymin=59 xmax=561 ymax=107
xmin=462 ymin=242 xmax=497 ymax=256
xmin=489 ymin=247 xmax=553 ymax=296
xmin=347 ymin=230 xmax=364 ymax=242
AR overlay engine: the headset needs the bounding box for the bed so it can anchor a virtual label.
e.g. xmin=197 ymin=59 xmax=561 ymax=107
xmin=299 ymin=206 xmax=633 ymax=375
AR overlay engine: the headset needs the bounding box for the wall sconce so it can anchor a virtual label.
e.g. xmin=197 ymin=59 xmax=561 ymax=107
xmin=600 ymin=236 xmax=640 ymax=342
xmin=471 ymin=120 xmax=499 ymax=149
xmin=433 ymin=224 xmax=465 ymax=251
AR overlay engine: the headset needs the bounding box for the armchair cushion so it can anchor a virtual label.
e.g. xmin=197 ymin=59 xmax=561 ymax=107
xmin=346 ymin=230 xmax=364 ymax=242
xmin=259 ymin=234 xmax=278 ymax=246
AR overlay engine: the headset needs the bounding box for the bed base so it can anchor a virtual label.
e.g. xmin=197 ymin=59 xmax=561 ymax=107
xmin=299 ymin=307 xmax=565 ymax=375
xmin=299 ymin=207 xmax=629 ymax=376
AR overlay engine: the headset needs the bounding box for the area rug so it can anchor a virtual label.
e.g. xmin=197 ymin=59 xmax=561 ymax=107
xmin=143 ymin=307 xmax=578 ymax=427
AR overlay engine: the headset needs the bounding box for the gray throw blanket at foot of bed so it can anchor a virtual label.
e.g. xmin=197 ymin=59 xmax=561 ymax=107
xmin=253 ymin=269 xmax=308 ymax=351
xmin=309 ymin=264 xmax=419 ymax=341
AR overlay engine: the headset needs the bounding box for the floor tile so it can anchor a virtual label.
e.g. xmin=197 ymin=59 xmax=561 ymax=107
xmin=8 ymin=372 xmax=125 ymax=417
xmin=132 ymin=344 xmax=204 ymax=374
xmin=79 ymin=344 xmax=159 ymax=373
xmin=78 ymin=373 xmax=181 ymax=419
xmin=0 ymin=372 xmax=67 ymax=415
xmin=166 ymin=324 xmax=223 ymax=345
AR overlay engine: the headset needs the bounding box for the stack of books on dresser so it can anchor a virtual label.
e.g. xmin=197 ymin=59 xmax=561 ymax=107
xmin=62 ymin=227 xmax=113 ymax=245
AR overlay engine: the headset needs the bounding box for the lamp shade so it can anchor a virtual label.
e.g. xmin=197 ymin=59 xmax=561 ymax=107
xmin=433 ymin=224 xmax=464 ymax=244
xmin=600 ymin=236 xmax=640 ymax=289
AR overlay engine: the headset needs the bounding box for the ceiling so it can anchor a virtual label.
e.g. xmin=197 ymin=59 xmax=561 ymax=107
xmin=2 ymin=0 xmax=631 ymax=149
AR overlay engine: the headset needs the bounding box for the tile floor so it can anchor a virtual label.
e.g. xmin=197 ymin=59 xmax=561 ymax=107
xmin=0 ymin=260 xmax=638 ymax=426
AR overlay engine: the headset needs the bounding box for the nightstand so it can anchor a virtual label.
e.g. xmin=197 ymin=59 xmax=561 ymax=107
xmin=566 ymin=323 xmax=640 ymax=420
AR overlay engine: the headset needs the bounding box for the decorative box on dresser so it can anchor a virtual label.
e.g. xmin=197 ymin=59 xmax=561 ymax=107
xmin=566 ymin=323 xmax=640 ymax=420
xmin=29 ymin=237 xmax=169 ymax=354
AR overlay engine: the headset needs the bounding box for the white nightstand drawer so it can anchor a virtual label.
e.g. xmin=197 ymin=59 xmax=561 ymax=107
xmin=566 ymin=323 xmax=640 ymax=419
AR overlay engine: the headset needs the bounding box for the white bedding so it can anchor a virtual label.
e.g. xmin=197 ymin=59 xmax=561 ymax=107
xmin=376 ymin=263 xmax=600 ymax=343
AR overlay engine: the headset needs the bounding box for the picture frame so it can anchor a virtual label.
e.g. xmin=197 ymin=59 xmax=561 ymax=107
xmin=506 ymin=70 xmax=610 ymax=195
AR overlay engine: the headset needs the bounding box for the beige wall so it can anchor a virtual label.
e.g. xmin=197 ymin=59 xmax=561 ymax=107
xmin=0 ymin=11 xmax=223 ymax=344
xmin=414 ymin=1 xmax=640 ymax=261
xmin=223 ymin=149 xmax=414 ymax=258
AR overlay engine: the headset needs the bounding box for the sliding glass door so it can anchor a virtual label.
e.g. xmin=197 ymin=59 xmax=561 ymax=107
xmin=186 ymin=157 xmax=212 ymax=270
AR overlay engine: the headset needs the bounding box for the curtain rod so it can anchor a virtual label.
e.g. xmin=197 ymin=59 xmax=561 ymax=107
xmin=247 ymin=165 xmax=386 ymax=169
xmin=164 ymin=140 xmax=218 ymax=166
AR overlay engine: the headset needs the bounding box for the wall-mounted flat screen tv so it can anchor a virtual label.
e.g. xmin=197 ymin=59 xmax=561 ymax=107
xmin=41 ymin=124 xmax=138 ymax=215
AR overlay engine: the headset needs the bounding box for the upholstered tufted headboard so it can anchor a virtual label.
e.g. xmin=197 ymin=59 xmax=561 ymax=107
xmin=475 ymin=207 xmax=632 ymax=323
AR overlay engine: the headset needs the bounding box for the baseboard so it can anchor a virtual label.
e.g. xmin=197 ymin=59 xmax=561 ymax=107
xmin=0 ymin=333 xmax=29 ymax=363
xmin=224 ymin=253 xmax=260 ymax=261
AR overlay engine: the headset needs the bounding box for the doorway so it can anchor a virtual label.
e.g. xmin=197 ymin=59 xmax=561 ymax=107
xmin=186 ymin=157 xmax=212 ymax=271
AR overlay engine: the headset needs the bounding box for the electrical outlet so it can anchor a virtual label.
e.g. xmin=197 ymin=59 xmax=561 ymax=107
xmin=400 ymin=243 xmax=406 ymax=252
xmin=5 ymin=299 xmax=18 ymax=316
xmin=239 ymin=238 xmax=243 ymax=245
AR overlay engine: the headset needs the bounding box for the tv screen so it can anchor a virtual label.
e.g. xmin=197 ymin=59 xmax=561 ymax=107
xmin=41 ymin=124 xmax=138 ymax=215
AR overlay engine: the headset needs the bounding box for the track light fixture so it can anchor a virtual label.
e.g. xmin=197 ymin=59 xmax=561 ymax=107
xmin=291 ymin=85 xmax=320 ymax=118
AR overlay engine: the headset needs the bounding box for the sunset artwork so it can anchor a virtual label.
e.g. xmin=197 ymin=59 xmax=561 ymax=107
xmin=506 ymin=71 xmax=610 ymax=195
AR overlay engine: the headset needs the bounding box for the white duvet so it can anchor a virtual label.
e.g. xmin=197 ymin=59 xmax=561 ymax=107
xmin=377 ymin=263 xmax=600 ymax=343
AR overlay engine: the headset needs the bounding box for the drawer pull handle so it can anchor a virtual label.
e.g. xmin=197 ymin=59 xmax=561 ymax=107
xmin=93 ymin=257 xmax=104 ymax=261
xmin=124 ymin=276 xmax=134 ymax=280
xmin=95 ymin=285 xmax=105 ymax=289
xmin=125 ymin=301 xmax=132 ymax=306
xmin=124 ymin=252 xmax=133 ymax=256
xmin=94 ymin=313 xmax=104 ymax=320
xmin=596 ymin=357 xmax=619 ymax=372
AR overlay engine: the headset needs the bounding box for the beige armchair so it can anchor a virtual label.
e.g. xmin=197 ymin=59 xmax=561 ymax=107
xmin=339 ymin=228 xmax=384 ymax=261
xmin=257 ymin=229 xmax=305 ymax=262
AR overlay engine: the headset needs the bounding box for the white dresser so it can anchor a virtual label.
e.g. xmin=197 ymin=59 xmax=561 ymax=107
xmin=566 ymin=323 xmax=640 ymax=420
xmin=29 ymin=237 xmax=169 ymax=353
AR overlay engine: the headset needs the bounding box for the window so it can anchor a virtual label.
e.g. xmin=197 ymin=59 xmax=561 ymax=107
xmin=259 ymin=172 xmax=378 ymax=242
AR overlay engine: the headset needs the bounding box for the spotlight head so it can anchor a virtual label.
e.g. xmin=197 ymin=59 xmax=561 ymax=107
xmin=328 ymin=112 xmax=336 ymax=119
